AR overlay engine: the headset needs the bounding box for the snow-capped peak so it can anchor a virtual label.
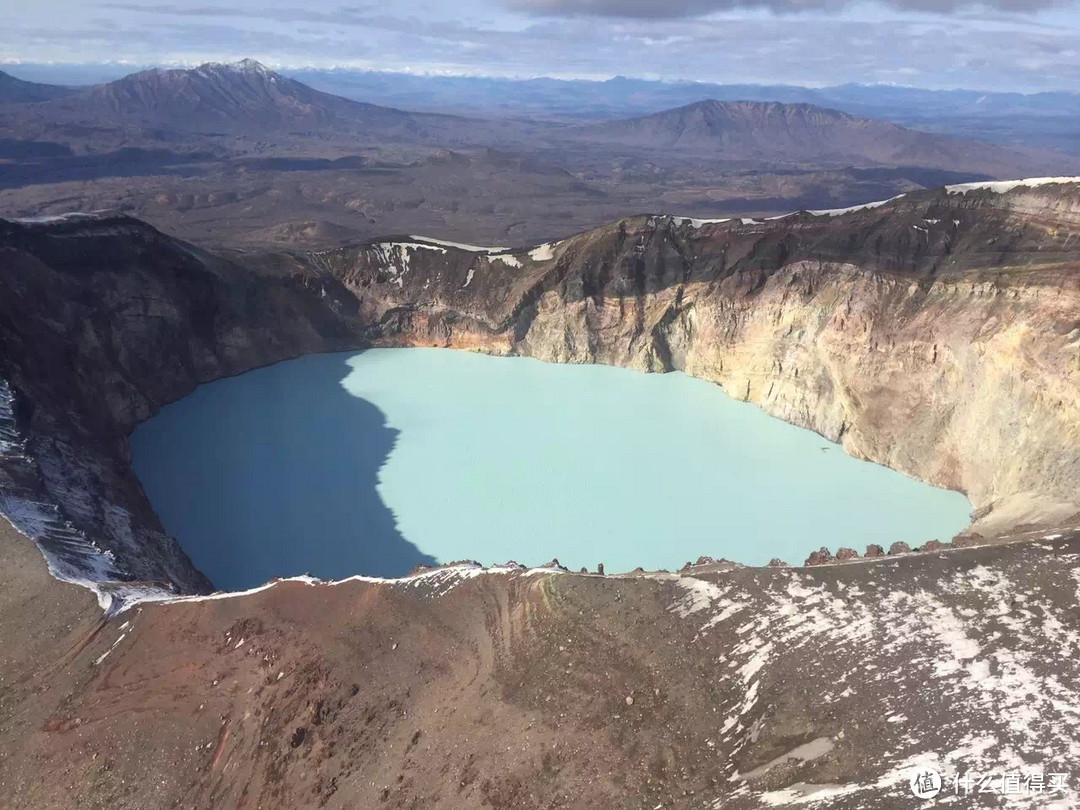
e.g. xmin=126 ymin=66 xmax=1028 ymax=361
xmin=196 ymin=58 xmax=274 ymax=77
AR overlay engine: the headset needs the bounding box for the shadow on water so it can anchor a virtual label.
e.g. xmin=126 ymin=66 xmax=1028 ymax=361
xmin=130 ymin=351 xmax=437 ymax=591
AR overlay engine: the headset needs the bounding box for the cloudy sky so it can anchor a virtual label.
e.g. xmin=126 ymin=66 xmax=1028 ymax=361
xmin=3 ymin=0 xmax=1078 ymax=91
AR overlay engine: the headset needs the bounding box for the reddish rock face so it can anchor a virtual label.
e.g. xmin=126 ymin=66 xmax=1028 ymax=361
xmin=921 ymin=540 xmax=945 ymax=552
xmin=836 ymin=547 xmax=859 ymax=560
xmin=865 ymin=544 xmax=885 ymax=557
xmin=767 ymin=558 xmax=789 ymax=567
xmin=889 ymin=541 xmax=912 ymax=555
xmin=804 ymin=547 xmax=835 ymax=566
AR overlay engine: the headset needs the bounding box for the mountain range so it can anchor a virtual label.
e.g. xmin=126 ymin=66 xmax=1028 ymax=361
xmin=8 ymin=62 xmax=1080 ymax=154
xmin=282 ymin=68 xmax=1080 ymax=154
xmin=0 ymin=59 xmax=1076 ymax=250
xmin=0 ymin=60 xmax=1063 ymax=178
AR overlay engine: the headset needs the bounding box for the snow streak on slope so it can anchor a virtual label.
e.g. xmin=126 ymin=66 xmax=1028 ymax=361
xmin=0 ymin=378 xmax=131 ymax=611
xmin=660 ymin=540 xmax=1080 ymax=809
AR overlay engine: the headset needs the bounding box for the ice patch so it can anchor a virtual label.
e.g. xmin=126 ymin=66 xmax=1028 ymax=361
xmin=408 ymin=236 xmax=510 ymax=252
xmin=94 ymin=632 xmax=127 ymax=665
xmin=154 ymin=562 xmax=564 ymax=611
xmin=528 ymin=243 xmax=556 ymax=262
xmin=670 ymin=576 xmax=731 ymax=617
xmin=945 ymin=177 xmax=1080 ymax=195
xmin=808 ymin=195 xmax=905 ymax=217
xmin=677 ymin=216 xmax=732 ymax=228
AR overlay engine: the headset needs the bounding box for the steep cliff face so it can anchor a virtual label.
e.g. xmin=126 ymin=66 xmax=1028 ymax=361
xmin=0 ymin=215 xmax=371 ymax=602
xmin=1 ymin=180 xmax=1079 ymax=603
xmin=317 ymin=183 xmax=1080 ymax=535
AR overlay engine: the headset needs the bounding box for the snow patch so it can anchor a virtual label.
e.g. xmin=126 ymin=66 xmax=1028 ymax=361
xmin=808 ymin=195 xmax=905 ymax=217
xmin=408 ymin=236 xmax=511 ymax=252
xmin=676 ymin=216 xmax=732 ymax=228
xmin=945 ymin=177 xmax=1080 ymax=195
xmin=153 ymin=562 xmax=566 ymax=612
xmin=528 ymin=243 xmax=556 ymax=262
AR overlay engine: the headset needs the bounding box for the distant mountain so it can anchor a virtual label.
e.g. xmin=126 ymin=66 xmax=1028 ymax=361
xmin=283 ymin=68 xmax=1080 ymax=154
xmin=6 ymin=60 xmax=466 ymax=140
xmin=0 ymin=62 xmax=1071 ymax=185
xmin=572 ymin=100 xmax=1056 ymax=174
xmin=0 ymin=70 xmax=74 ymax=103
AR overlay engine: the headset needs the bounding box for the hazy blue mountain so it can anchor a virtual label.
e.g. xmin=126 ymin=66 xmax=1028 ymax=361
xmin=0 ymin=70 xmax=75 ymax=103
xmin=282 ymin=69 xmax=1080 ymax=153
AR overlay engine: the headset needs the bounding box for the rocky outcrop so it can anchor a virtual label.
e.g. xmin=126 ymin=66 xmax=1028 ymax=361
xmin=2 ymin=179 xmax=1080 ymax=603
xmin=804 ymin=548 xmax=835 ymax=567
xmin=0 ymin=215 xmax=371 ymax=603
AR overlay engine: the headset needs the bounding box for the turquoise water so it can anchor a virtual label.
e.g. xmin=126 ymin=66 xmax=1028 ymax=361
xmin=130 ymin=348 xmax=971 ymax=590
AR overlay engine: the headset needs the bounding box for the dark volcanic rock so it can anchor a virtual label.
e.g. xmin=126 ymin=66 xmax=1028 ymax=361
xmin=804 ymin=547 xmax=835 ymax=566
xmin=767 ymin=558 xmax=789 ymax=567
xmin=836 ymin=547 xmax=860 ymax=560
xmin=865 ymin=544 xmax=886 ymax=558
xmin=0 ymin=214 xmax=367 ymax=597
xmin=541 ymin=559 xmax=569 ymax=572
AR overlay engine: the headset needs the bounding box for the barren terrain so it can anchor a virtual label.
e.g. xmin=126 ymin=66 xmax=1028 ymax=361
xmin=2 ymin=61 xmax=1080 ymax=809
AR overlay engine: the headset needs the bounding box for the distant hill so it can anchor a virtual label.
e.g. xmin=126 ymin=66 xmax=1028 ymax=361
xmin=0 ymin=70 xmax=74 ymax=103
xmin=282 ymin=68 xmax=1080 ymax=154
xmin=573 ymin=100 xmax=1058 ymax=174
xmin=0 ymin=61 xmax=1072 ymax=193
xmin=5 ymin=60 xmax=467 ymax=140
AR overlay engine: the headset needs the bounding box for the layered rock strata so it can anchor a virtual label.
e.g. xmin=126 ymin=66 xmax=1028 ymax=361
xmin=1 ymin=181 xmax=1079 ymax=602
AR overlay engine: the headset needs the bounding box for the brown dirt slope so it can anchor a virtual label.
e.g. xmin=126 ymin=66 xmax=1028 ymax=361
xmin=3 ymin=515 xmax=1080 ymax=809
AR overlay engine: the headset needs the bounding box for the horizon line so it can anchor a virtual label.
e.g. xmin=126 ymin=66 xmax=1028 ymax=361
xmin=2 ymin=59 xmax=1078 ymax=98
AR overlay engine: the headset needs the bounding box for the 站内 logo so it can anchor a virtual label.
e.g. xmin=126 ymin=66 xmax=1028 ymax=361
xmin=910 ymin=768 xmax=942 ymax=799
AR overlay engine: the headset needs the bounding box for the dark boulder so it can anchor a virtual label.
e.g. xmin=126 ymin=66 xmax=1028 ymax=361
xmin=804 ymin=547 xmax=834 ymax=566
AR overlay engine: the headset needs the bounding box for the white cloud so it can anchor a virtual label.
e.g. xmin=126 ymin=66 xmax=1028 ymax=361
xmin=2 ymin=0 xmax=1078 ymax=92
